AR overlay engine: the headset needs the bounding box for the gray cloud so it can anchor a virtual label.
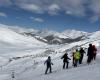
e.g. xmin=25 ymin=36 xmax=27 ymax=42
xmin=34 ymin=18 xmax=44 ymax=23
xmin=0 ymin=0 xmax=12 ymax=6
xmin=1 ymin=0 xmax=100 ymax=22
xmin=89 ymin=0 xmax=100 ymax=22
xmin=18 ymin=3 xmax=43 ymax=14
xmin=0 ymin=12 xmax=7 ymax=17
xmin=11 ymin=0 xmax=86 ymax=16
xmin=0 ymin=0 xmax=86 ymax=16
xmin=90 ymin=16 xmax=99 ymax=23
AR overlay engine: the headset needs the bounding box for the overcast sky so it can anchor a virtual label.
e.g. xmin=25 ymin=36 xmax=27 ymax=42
xmin=0 ymin=0 xmax=100 ymax=32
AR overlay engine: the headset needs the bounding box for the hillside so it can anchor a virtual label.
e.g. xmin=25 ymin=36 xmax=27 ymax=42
xmin=0 ymin=24 xmax=100 ymax=80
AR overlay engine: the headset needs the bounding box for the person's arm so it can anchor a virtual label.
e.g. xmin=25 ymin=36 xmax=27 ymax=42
xmin=68 ymin=58 xmax=71 ymax=60
xmin=44 ymin=60 xmax=47 ymax=65
xmin=61 ymin=55 xmax=64 ymax=59
xmin=67 ymin=56 xmax=71 ymax=60
xmin=87 ymin=48 xmax=89 ymax=56
xmin=51 ymin=62 xmax=53 ymax=65
xmin=83 ymin=50 xmax=86 ymax=54
xmin=95 ymin=48 xmax=97 ymax=51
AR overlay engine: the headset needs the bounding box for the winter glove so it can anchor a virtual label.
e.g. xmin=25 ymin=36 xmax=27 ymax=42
xmin=69 ymin=58 xmax=71 ymax=60
xmin=51 ymin=63 xmax=53 ymax=65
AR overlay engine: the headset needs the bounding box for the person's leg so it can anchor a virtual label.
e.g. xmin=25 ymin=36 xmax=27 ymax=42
xmin=87 ymin=56 xmax=90 ymax=64
xmin=63 ymin=62 xmax=65 ymax=69
xmin=73 ymin=58 xmax=75 ymax=66
xmin=76 ymin=60 xmax=78 ymax=67
xmin=49 ymin=66 xmax=52 ymax=73
xmin=66 ymin=62 xmax=69 ymax=69
xmin=91 ymin=55 xmax=93 ymax=61
xmin=87 ymin=56 xmax=91 ymax=64
xmin=45 ymin=66 xmax=49 ymax=74
xmin=79 ymin=58 xmax=81 ymax=64
xmin=74 ymin=59 xmax=78 ymax=67
xmin=79 ymin=56 xmax=83 ymax=64
xmin=94 ymin=54 xmax=96 ymax=60
xmin=90 ymin=55 xmax=93 ymax=62
xmin=74 ymin=59 xmax=77 ymax=67
xmin=81 ymin=56 xmax=83 ymax=64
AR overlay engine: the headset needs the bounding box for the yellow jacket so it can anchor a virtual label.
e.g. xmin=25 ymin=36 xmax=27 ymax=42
xmin=74 ymin=51 xmax=81 ymax=60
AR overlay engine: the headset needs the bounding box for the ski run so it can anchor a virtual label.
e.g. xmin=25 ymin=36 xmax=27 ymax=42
xmin=0 ymin=24 xmax=100 ymax=80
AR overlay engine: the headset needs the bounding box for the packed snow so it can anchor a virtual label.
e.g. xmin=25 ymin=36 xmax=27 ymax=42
xmin=0 ymin=24 xmax=100 ymax=80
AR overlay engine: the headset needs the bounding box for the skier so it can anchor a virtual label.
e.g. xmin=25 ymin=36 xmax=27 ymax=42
xmin=61 ymin=52 xmax=71 ymax=69
xmin=79 ymin=47 xmax=85 ymax=64
xmin=44 ymin=56 xmax=53 ymax=74
xmin=92 ymin=45 xmax=97 ymax=60
xmin=87 ymin=44 xmax=94 ymax=64
xmin=74 ymin=49 xmax=81 ymax=67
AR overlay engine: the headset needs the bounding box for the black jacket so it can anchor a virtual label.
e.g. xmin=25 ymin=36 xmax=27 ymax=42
xmin=87 ymin=46 xmax=93 ymax=57
xmin=44 ymin=58 xmax=53 ymax=66
xmin=79 ymin=49 xmax=85 ymax=56
xmin=61 ymin=53 xmax=71 ymax=62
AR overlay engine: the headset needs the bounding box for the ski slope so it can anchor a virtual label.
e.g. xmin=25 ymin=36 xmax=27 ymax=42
xmin=0 ymin=26 xmax=45 ymax=46
xmin=0 ymin=46 xmax=100 ymax=80
xmin=0 ymin=40 xmax=100 ymax=80
xmin=0 ymin=24 xmax=100 ymax=80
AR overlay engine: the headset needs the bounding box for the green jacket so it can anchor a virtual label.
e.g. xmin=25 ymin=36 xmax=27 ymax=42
xmin=74 ymin=51 xmax=81 ymax=60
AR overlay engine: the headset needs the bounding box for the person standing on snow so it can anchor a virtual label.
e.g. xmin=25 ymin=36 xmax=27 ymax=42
xmin=74 ymin=49 xmax=81 ymax=67
xmin=92 ymin=45 xmax=97 ymax=60
xmin=44 ymin=56 xmax=53 ymax=74
xmin=61 ymin=53 xmax=71 ymax=69
xmin=71 ymin=50 xmax=76 ymax=66
xmin=79 ymin=47 xmax=85 ymax=64
xmin=87 ymin=44 xmax=94 ymax=64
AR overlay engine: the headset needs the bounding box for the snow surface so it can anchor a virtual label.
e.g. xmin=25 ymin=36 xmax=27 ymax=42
xmin=0 ymin=24 xmax=100 ymax=80
xmin=0 ymin=27 xmax=45 ymax=45
xmin=62 ymin=29 xmax=88 ymax=39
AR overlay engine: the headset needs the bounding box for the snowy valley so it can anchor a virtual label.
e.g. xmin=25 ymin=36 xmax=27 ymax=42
xmin=0 ymin=24 xmax=100 ymax=80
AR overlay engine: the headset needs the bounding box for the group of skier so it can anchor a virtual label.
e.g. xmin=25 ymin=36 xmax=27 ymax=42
xmin=87 ymin=44 xmax=97 ymax=64
xmin=44 ymin=44 xmax=97 ymax=74
xmin=71 ymin=47 xmax=85 ymax=67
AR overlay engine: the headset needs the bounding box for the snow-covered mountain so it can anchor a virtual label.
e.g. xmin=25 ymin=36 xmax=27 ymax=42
xmin=0 ymin=24 xmax=100 ymax=59
xmin=62 ymin=29 xmax=88 ymax=39
xmin=0 ymin=24 xmax=46 ymax=47
xmin=20 ymin=28 xmax=90 ymax=44
xmin=0 ymin=24 xmax=100 ymax=45
xmin=0 ymin=24 xmax=47 ymax=59
xmin=0 ymin=24 xmax=100 ymax=80
xmin=89 ymin=31 xmax=100 ymax=39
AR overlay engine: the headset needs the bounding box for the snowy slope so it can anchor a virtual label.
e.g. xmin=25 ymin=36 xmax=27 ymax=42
xmin=0 ymin=24 xmax=46 ymax=46
xmin=0 ymin=24 xmax=39 ymax=34
xmin=21 ymin=29 xmax=90 ymax=44
xmin=89 ymin=31 xmax=100 ymax=39
xmin=22 ymin=29 xmax=88 ymax=39
xmin=0 ymin=24 xmax=47 ymax=59
xmin=62 ymin=29 xmax=88 ymax=39
xmin=0 ymin=45 xmax=100 ymax=80
xmin=35 ymin=29 xmax=89 ymax=39
xmin=0 ymin=24 xmax=100 ymax=80
xmin=36 ymin=29 xmax=69 ymax=39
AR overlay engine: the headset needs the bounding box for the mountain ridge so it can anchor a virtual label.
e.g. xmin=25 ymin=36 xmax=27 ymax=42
xmin=0 ymin=24 xmax=100 ymax=45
